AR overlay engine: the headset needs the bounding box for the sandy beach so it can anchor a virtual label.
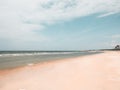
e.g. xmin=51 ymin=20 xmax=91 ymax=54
xmin=0 ymin=51 xmax=120 ymax=90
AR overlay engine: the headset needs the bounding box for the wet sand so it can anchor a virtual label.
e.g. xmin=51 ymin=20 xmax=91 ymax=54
xmin=0 ymin=51 xmax=120 ymax=90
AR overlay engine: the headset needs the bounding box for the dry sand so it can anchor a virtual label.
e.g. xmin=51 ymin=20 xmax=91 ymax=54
xmin=0 ymin=51 xmax=120 ymax=90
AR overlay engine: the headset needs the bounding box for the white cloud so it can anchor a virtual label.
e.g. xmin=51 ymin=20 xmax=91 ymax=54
xmin=19 ymin=0 xmax=120 ymax=24
xmin=0 ymin=0 xmax=120 ymax=49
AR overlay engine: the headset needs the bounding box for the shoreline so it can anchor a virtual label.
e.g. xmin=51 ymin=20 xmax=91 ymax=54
xmin=0 ymin=52 xmax=102 ymax=75
xmin=0 ymin=51 xmax=102 ymax=70
xmin=0 ymin=51 xmax=120 ymax=90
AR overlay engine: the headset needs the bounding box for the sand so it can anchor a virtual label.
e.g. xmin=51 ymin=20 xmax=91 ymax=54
xmin=0 ymin=51 xmax=120 ymax=90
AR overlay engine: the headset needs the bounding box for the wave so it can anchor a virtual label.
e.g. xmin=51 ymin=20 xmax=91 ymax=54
xmin=0 ymin=52 xmax=78 ymax=57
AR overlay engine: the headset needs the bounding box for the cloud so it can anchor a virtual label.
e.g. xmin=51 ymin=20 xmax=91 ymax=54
xmin=20 ymin=0 xmax=120 ymax=24
xmin=0 ymin=0 xmax=120 ymax=49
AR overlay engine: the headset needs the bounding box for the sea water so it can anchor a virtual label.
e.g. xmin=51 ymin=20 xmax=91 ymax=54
xmin=0 ymin=51 xmax=100 ymax=69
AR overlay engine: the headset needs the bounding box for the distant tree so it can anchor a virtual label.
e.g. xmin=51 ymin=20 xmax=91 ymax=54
xmin=115 ymin=45 xmax=120 ymax=49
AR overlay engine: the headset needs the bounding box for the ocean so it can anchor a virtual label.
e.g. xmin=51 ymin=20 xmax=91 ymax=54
xmin=0 ymin=51 xmax=100 ymax=69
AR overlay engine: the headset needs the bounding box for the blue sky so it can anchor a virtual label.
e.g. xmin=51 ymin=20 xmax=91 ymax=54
xmin=0 ymin=0 xmax=120 ymax=50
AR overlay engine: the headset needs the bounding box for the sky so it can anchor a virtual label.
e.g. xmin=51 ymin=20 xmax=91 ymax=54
xmin=0 ymin=0 xmax=120 ymax=50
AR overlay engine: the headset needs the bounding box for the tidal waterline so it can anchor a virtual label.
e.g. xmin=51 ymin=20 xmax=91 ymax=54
xmin=0 ymin=51 xmax=101 ymax=69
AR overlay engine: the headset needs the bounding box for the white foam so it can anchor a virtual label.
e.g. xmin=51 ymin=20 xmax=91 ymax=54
xmin=27 ymin=63 xmax=34 ymax=66
xmin=0 ymin=52 xmax=78 ymax=57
